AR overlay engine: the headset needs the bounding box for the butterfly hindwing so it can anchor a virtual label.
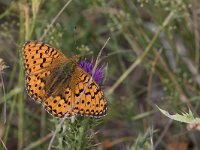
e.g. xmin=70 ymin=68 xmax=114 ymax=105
xmin=42 ymin=67 xmax=108 ymax=118
xmin=66 ymin=67 xmax=108 ymax=117
xmin=23 ymin=41 xmax=67 ymax=102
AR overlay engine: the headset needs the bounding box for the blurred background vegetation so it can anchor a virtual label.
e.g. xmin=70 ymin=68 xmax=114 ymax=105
xmin=0 ymin=0 xmax=200 ymax=150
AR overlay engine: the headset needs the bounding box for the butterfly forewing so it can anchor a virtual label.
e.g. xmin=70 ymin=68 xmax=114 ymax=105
xmin=23 ymin=41 xmax=67 ymax=75
xmin=23 ymin=41 xmax=67 ymax=103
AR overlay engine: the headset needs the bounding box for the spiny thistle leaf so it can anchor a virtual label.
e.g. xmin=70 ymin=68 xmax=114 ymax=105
xmin=156 ymin=105 xmax=200 ymax=123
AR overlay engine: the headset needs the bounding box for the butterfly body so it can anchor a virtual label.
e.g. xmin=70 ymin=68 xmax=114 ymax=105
xmin=22 ymin=41 xmax=107 ymax=118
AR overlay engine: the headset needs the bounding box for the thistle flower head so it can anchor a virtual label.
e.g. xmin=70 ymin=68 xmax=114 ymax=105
xmin=78 ymin=58 xmax=107 ymax=88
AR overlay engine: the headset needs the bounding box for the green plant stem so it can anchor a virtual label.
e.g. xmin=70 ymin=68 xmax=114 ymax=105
xmin=3 ymin=96 xmax=17 ymax=144
xmin=77 ymin=118 xmax=89 ymax=150
xmin=17 ymin=67 xmax=24 ymax=150
xmin=17 ymin=1 xmax=25 ymax=149
xmin=107 ymin=11 xmax=175 ymax=95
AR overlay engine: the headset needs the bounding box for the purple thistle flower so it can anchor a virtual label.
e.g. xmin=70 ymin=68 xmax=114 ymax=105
xmin=78 ymin=58 xmax=107 ymax=88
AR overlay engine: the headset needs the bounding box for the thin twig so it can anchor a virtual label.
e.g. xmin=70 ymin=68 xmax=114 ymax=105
xmin=98 ymin=50 xmax=131 ymax=63
xmin=154 ymin=119 xmax=173 ymax=149
xmin=0 ymin=59 xmax=8 ymax=124
xmin=0 ymin=73 xmax=6 ymax=124
xmin=24 ymin=133 xmax=53 ymax=150
xmin=47 ymin=37 xmax=110 ymax=150
xmin=0 ymin=137 xmax=8 ymax=150
xmin=150 ymin=125 xmax=154 ymax=150
xmin=39 ymin=0 xmax=73 ymax=41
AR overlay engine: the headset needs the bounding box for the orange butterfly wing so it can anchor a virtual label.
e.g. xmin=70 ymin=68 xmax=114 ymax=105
xmin=22 ymin=41 xmax=108 ymax=118
xmin=22 ymin=41 xmax=67 ymax=102
xmin=43 ymin=67 xmax=108 ymax=118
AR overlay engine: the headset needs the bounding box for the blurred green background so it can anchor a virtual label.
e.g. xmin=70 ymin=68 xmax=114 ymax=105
xmin=0 ymin=0 xmax=200 ymax=150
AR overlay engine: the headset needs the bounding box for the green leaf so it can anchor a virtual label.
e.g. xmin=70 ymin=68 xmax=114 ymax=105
xmin=156 ymin=105 xmax=200 ymax=123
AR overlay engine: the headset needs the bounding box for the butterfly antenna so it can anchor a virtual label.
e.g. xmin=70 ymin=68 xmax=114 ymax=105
xmin=73 ymin=25 xmax=77 ymax=51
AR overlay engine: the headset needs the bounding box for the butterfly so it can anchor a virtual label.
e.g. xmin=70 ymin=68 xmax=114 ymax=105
xmin=22 ymin=41 xmax=108 ymax=118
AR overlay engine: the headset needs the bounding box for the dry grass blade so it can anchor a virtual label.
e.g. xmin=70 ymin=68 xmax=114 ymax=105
xmin=154 ymin=119 xmax=173 ymax=149
xmin=0 ymin=137 xmax=8 ymax=150
xmin=40 ymin=0 xmax=73 ymax=41
xmin=24 ymin=133 xmax=53 ymax=150
xmin=0 ymin=59 xmax=9 ymax=124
